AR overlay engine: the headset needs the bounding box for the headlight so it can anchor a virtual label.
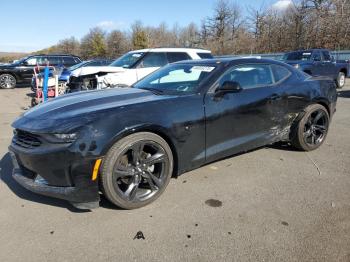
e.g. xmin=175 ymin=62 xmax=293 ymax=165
xmin=294 ymin=64 xmax=300 ymax=69
xmin=43 ymin=133 xmax=78 ymax=143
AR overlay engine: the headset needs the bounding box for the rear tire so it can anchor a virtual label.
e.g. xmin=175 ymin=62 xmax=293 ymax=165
xmin=336 ymin=72 xmax=346 ymax=89
xmin=291 ymin=104 xmax=330 ymax=151
xmin=101 ymin=132 xmax=173 ymax=209
xmin=0 ymin=74 xmax=16 ymax=89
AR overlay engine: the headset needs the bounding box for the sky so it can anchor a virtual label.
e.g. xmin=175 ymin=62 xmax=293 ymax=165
xmin=0 ymin=0 xmax=288 ymax=53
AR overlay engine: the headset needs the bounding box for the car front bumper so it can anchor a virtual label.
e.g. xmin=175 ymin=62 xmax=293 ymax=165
xmin=8 ymin=145 xmax=101 ymax=209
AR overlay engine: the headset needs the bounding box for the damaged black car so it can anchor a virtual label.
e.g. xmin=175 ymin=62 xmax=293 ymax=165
xmin=9 ymin=58 xmax=337 ymax=209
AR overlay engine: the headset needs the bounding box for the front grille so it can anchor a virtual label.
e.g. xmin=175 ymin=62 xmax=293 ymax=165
xmin=13 ymin=129 xmax=42 ymax=149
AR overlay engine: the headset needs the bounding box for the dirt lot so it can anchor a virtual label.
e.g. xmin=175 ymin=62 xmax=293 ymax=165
xmin=0 ymin=85 xmax=349 ymax=262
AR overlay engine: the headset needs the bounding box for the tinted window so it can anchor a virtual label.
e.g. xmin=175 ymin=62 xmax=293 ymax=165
xmin=48 ymin=56 xmax=61 ymax=65
xmin=62 ymin=57 xmax=75 ymax=65
xmin=322 ymin=51 xmax=331 ymax=61
xmin=313 ymin=51 xmax=322 ymax=61
xmin=166 ymin=52 xmax=191 ymax=63
xmin=74 ymin=57 xmax=82 ymax=63
xmin=87 ymin=61 xmax=102 ymax=66
xmin=219 ymin=64 xmax=274 ymax=90
xmin=139 ymin=52 xmax=168 ymax=68
xmin=271 ymin=64 xmax=291 ymax=82
xmin=283 ymin=51 xmax=312 ymax=61
xmin=197 ymin=53 xmax=213 ymax=59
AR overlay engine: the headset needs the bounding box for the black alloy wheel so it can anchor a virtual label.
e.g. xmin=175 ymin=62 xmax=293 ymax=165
xmin=101 ymin=132 xmax=173 ymax=209
xmin=303 ymin=109 xmax=329 ymax=147
xmin=291 ymin=104 xmax=330 ymax=151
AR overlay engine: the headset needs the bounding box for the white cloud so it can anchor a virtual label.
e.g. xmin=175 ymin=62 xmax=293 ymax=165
xmin=271 ymin=0 xmax=293 ymax=11
xmin=97 ymin=21 xmax=127 ymax=30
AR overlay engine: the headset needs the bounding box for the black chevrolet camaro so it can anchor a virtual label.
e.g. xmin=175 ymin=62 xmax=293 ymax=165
xmin=9 ymin=58 xmax=337 ymax=209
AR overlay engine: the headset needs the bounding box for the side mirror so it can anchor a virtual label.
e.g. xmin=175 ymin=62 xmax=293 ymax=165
xmin=22 ymin=60 xmax=28 ymax=66
xmin=216 ymin=81 xmax=243 ymax=96
xmin=313 ymin=57 xmax=321 ymax=62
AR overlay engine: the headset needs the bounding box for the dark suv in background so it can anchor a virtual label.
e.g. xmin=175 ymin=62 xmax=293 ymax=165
xmin=0 ymin=54 xmax=81 ymax=89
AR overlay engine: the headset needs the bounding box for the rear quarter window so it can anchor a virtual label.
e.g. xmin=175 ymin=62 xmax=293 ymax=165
xmin=166 ymin=52 xmax=191 ymax=63
xmin=197 ymin=53 xmax=213 ymax=59
xmin=271 ymin=64 xmax=291 ymax=82
xmin=74 ymin=57 xmax=82 ymax=63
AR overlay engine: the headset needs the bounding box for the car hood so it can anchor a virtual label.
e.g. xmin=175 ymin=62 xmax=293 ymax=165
xmin=0 ymin=64 xmax=15 ymax=69
xmin=71 ymin=66 xmax=126 ymax=77
xmin=12 ymin=88 xmax=171 ymax=133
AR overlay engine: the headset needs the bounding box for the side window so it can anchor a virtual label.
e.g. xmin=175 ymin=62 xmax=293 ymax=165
xmin=37 ymin=57 xmax=48 ymax=66
xmin=313 ymin=51 xmax=322 ymax=61
xmin=62 ymin=57 xmax=75 ymax=65
xmin=166 ymin=52 xmax=191 ymax=63
xmin=48 ymin=56 xmax=61 ymax=65
xmin=139 ymin=52 xmax=168 ymax=68
xmin=218 ymin=64 xmax=274 ymax=90
xmin=271 ymin=64 xmax=291 ymax=82
xmin=74 ymin=57 xmax=81 ymax=63
xmin=322 ymin=51 xmax=331 ymax=61
xmin=25 ymin=57 xmax=37 ymax=65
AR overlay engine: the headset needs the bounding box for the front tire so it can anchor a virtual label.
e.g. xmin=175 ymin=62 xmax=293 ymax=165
xmin=101 ymin=132 xmax=174 ymax=209
xmin=336 ymin=72 xmax=346 ymax=89
xmin=0 ymin=74 xmax=16 ymax=89
xmin=291 ymin=104 xmax=330 ymax=151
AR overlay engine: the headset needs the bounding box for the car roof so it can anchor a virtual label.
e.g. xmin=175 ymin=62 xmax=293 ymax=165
xmin=130 ymin=48 xmax=211 ymax=53
xmin=29 ymin=54 xmax=80 ymax=58
xmin=174 ymin=57 xmax=287 ymax=66
xmin=286 ymin=49 xmax=328 ymax=54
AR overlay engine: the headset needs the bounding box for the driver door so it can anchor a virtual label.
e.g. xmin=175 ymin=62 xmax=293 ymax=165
xmin=204 ymin=63 xmax=288 ymax=163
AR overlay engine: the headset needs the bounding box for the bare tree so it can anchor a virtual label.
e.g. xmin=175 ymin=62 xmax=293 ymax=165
xmin=106 ymin=30 xmax=130 ymax=58
xmin=35 ymin=0 xmax=350 ymax=58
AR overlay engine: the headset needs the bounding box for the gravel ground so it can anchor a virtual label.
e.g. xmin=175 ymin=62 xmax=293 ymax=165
xmin=0 ymin=85 xmax=349 ymax=262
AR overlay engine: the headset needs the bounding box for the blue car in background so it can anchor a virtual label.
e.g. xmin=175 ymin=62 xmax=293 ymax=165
xmin=282 ymin=49 xmax=349 ymax=88
xmin=31 ymin=59 xmax=112 ymax=91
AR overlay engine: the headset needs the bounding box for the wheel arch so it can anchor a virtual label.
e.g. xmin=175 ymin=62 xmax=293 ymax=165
xmin=0 ymin=72 xmax=18 ymax=80
xmin=101 ymin=124 xmax=179 ymax=177
xmin=290 ymin=100 xmax=331 ymax=138
xmin=309 ymin=99 xmax=331 ymax=116
xmin=339 ymin=67 xmax=347 ymax=77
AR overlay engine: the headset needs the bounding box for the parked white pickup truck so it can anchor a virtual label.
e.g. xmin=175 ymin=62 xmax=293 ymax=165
xmin=67 ymin=48 xmax=213 ymax=92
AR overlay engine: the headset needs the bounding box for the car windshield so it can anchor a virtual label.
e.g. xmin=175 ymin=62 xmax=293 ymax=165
xmin=109 ymin=52 xmax=144 ymax=68
xmin=283 ymin=51 xmax=312 ymax=61
xmin=134 ymin=64 xmax=217 ymax=94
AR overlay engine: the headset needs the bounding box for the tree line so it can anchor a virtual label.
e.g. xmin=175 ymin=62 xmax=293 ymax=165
xmin=21 ymin=0 xmax=350 ymax=60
